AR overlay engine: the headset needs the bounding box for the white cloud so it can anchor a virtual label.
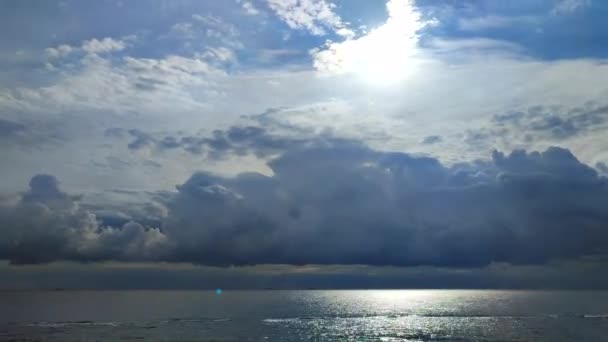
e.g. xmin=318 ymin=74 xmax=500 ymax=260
xmin=458 ymin=15 xmax=538 ymax=31
xmin=192 ymin=14 xmax=239 ymax=36
xmin=3 ymin=53 xmax=224 ymax=122
xmin=552 ymin=0 xmax=591 ymax=15
xmin=170 ymin=22 xmax=195 ymax=37
xmin=242 ymin=1 xmax=260 ymax=15
xmin=5 ymin=0 xmax=608 ymax=195
xmin=311 ymin=0 xmax=431 ymax=83
xmin=256 ymin=48 xmax=302 ymax=63
xmin=265 ymin=0 xmax=353 ymax=36
xmin=81 ymin=37 xmax=126 ymax=54
xmin=190 ymin=14 xmax=242 ymax=48
xmin=426 ymin=38 xmax=524 ymax=56
xmin=45 ymin=44 xmax=74 ymax=58
xmin=44 ymin=37 xmax=131 ymax=61
xmin=199 ymin=47 xmax=236 ymax=63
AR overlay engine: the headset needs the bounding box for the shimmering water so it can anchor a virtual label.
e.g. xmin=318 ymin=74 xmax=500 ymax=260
xmin=2 ymin=290 xmax=608 ymax=341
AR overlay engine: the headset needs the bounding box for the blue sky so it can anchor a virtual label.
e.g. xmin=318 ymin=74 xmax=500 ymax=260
xmin=2 ymin=0 xmax=608 ymax=288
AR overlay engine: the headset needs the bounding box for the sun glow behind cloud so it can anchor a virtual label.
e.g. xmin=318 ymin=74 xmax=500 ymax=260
xmin=311 ymin=0 xmax=431 ymax=85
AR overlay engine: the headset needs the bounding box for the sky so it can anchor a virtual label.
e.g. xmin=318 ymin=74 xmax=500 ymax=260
xmin=2 ymin=0 xmax=608 ymax=289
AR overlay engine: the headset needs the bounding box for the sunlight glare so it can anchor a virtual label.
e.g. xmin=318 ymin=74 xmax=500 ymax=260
xmin=312 ymin=0 xmax=429 ymax=86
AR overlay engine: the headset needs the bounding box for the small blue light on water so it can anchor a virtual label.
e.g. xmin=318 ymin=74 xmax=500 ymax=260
xmin=216 ymin=288 xmax=222 ymax=295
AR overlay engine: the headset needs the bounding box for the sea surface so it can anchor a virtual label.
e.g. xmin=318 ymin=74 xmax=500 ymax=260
xmin=1 ymin=290 xmax=608 ymax=341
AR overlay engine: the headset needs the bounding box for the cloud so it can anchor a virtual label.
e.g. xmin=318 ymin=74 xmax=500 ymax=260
xmin=425 ymin=38 xmax=523 ymax=55
xmin=421 ymin=135 xmax=442 ymax=145
xmin=0 ymin=118 xmax=25 ymax=137
xmin=4 ymin=52 xmax=225 ymax=120
xmin=265 ymin=0 xmax=353 ymax=36
xmin=199 ymin=47 xmax=236 ymax=63
xmin=0 ymin=175 xmax=169 ymax=264
xmin=161 ymin=142 xmax=608 ymax=267
xmin=81 ymin=188 xmax=169 ymax=228
xmin=552 ymin=0 xmax=592 ymax=15
xmin=45 ymin=44 xmax=74 ymax=58
xmin=81 ymin=37 xmax=126 ymax=54
xmin=458 ymin=15 xmax=538 ymax=31
xmin=241 ymin=1 xmax=260 ymax=15
xmin=3 ymin=142 xmax=608 ymax=268
xmin=169 ymin=13 xmax=241 ymax=48
xmin=119 ymin=124 xmax=316 ymax=159
xmin=170 ymin=22 xmax=195 ymax=37
xmin=191 ymin=14 xmax=240 ymax=41
xmin=489 ymin=104 xmax=608 ymax=142
xmin=5 ymin=259 xmax=608 ymax=289
xmin=127 ymin=129 xmax=155 ymax=150
xmin=5 ymin=0 xmax=608 ymax=203
xmin=44 ymin=37 xmax=127 ymax=61
xmin=310 ymin=0 xmax=432 ymax=81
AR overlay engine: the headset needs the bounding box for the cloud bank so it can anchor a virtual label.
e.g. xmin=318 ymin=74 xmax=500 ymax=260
xmin=2 ymin=140 xmax=608 ymax=267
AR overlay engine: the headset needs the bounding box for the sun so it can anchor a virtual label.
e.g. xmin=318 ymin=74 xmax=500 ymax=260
xmin=311 ymin=0 xmax=428 ymax=86
xmin=352 ymin=24 xmax=418 ymax=85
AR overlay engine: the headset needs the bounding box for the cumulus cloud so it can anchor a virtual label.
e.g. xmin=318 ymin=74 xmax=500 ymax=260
xmin=45 ymin=44 xmax=74 ymax=58
xmin=81 ymin=37 xmax=126 ymax=54
xmin=0 ymin=175 xmax=169 ymax=264
xmin=265 ymin=0 xmax=353 ymax=36
xmin=6 ymin=1 xmax=608 ymax=239
xmin=160 ymin=142 xmax=608 ymax=267
xmin=3 ymin=142 xmax=608 ymax=267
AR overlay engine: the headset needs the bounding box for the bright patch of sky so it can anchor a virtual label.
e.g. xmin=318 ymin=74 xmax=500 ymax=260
xmin=1 ymin=0 xmax=608 ymax=195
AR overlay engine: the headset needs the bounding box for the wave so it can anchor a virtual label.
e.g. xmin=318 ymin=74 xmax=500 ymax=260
xmin=583 ymin=314 xmax=608 ymax=319
xmin=164 ymin=317 xmax=231 ymax=323
xmin=262 ymin=312 xmax=608 ymax=323
xmin=21 ymin=312 xmax=608 ymax=329
xmin=28 ymin=321 xmax=121 ymax=328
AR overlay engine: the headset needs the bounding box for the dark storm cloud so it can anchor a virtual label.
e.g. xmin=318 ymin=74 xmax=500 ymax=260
xmin=491 ymin=104 xmax=608 ymax=141
xmin=192 ymin=125 xmax=308 ymax=158
xmin=158 ymin=136 xmax=181 ymax=149
xmin=80 ymin=188 xmax=170 ymax=229
xmin=104 ymin=127 xmax=126 ymax=138
xmin=6 ymin=260 xmax=608 ymax=290
xmin=117 ymin=125 xmax=310 ymax=159
xmin=421 ymin=135 xmax=442 ymax=144
xmin=2 ymin=139 xmax=608 ymax=267
xmin=127 ymin=129 xmax=155 ymax=150
xmin=133 ymin=77 xmax=170 ymax=91
xmin=529 ymin=115 xmax=578 ymax=139
xmin=0 ymin=118 xmax=25 ymax=136
xmin=597 ymin=162 xmax=608 ymax=175
xmin=0 ymin=175 xmax=168 ymax=264
xmin=159 ymin=143 xmax=608 ymax=267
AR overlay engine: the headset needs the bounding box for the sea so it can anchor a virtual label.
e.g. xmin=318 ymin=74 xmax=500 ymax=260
xmin=2 ymin=290 xmax=608 ymax=341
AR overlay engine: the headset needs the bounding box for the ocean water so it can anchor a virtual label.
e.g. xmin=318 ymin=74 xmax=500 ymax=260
xmin=2 ymin=290 xmax=608 ymax=341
